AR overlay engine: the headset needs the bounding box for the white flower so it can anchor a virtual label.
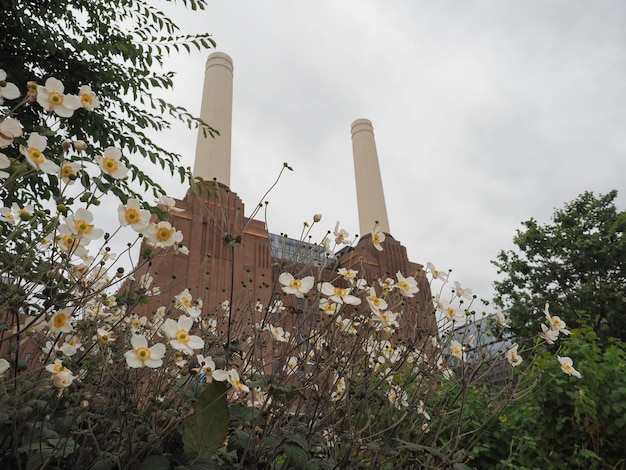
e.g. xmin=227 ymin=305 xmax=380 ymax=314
xmin=539 ymin=323 xmax=560 ymax=344
xmin=320 ymin=282 xmax=361 ymax=305
xmin=337 ymin=267 xmax=358 ymax=282
xmin=265 ymin=324 xmax=290 ymax=343
xmin=388 ymin=385 xmax=409 ymax=409
xmin=319 ymin=298 xmax=338 ymax=316
xmin=118 ymin=198 xmax=150 ymax=232
xmin=59 ymin=161 xmax=81 ymax=184
xmin=0 ymin=69 xmax=20 ymax=104
xmin=366 ymin=286 xmax=387 ymax=312
xmin=55 ymin=224 xmax=89 ymax=258
xmin=371 ymin=224 xmax=385 ymax=251
xmin=544 ymin=303 xmax=571 ymax=336
xmin=124 ymin=335 xmax=166 ymax=368
xmin=161 ymin=316 xmax=204 ymax=355
xmin=195 ymin=354 xmax=217 ymax=382
xmin=330 ymin=375 xmax=346 ymax=401
xmin=36 ymin=77 xmax=81 ymax=117
xmin=436 ymin=298 xmax=463 ymax=322
xmin=65 ymin=207 xmax=103 ymax=241
xmin=52 ymin=370 xmax=75 ymax=390
xmin=174 ymin=288 xmax=202 ymax=317
xmin=96 ymin=146 xmax=128 ymax=179
xmin=0 ymin=153 xmax=10 ymax=179
xmin=495 ymin=310 xmax=508 ymax=327
xmin=426 ymin=262 xmax=449 ymax=282
xmin=278 ymin=272 xmax=315 ymax=298
xmin=78 ymin=85 xmax=100 ymax=111
xmin=335 ymin=316 xmax=358 ymax=335
xmin=450 ymin=339 xmax=465 ymax=361
xmin=557 ymin=355 xmax=581 ymax=378
xmin=453 ymin=280 xmax=473 ymax=300
xmin=396 ymin=271 xmax=419 ymax=298
xmin=95 ymin=327 xmax=116 ymax=345
xmin=213 ymin=368 xmax=250 ymax=393
xmin=48 ymin=308 xmax=74 ymax=334
xmin=333 ymin=221 xmax=352 ymax=245
xmin=505 ymin=344 xmax=523 ymax=367
xmin=0 ymin=358 xmax=10 ymax=376
xmin=19 ymin=132 xmax=59 ymax=174
xmin=145 ymin=221 xmax=184 ymax=248
xmin=0 ymin=117 xmax=23 ymax=148
xmin=155 ymin=195 xmax=184 ymax=212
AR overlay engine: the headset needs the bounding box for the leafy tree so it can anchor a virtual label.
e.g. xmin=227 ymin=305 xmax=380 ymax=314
xmin=492 ymin=190 xmax=626 ymax=342
xmin=468 ymin=327 xmax=626 ymax=469
xmin=0 ymin=0 xmax=217 ymax=209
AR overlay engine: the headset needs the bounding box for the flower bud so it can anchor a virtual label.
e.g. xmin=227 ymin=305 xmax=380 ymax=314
xmin=52 ymin=371 xmax=74 ymax=390
xmin=313 ymin=214 xmax=322 ymax=223
xmin=74 ymin=140 xmax=87 ymax=151
xmin=61 ymin=140 xmax=72 ymax=150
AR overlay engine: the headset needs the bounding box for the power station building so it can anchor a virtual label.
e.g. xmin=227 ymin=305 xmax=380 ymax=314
xmin=127 ymin=52 xmax=435 ymax=342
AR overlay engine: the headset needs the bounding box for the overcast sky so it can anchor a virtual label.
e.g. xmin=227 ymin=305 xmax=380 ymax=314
xmin=137 ymin=1 xmax=626 ymax=305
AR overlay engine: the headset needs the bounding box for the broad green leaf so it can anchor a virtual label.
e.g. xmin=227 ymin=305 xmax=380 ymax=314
xmin=182 ymin=381 xmax=229 ymax=459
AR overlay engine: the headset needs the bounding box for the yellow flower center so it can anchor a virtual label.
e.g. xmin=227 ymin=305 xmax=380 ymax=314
xmin=334 ymin=287 xmax=346 ymax=297
xmin=102 ymin=157 xmax=118 ymax=173
xmin=49 ymin=92 xmax=64 ymax=105
xmin=29 ymin=147 xmax=44 ymax=164
xmin=135 ymin=347 xmax=151 ymax=361
xmin=75 ymin=219 xmax=93 ymax=234
xmin=61 ymin=164 xmax=74 ymax=177
xmin=290 ymin=279 xmax=302 ymax=288
xmin=175 ymin=329 xmax=190 ymax=343
xmin=125 ymin=208 xmax=140 ymax=224
xmin=181 ymin=297 xmax=192 ymax=307
xmin=54 ymin=313 xmax=67 ymax=328
xmin=81 ymin=93 xmax=93 ymax=105
xmin=156 ymin=226 xmax=173 ymax=242
xmin=373 ymin=234 xmax=380 ymax=244
xmin=371 ymin=297 xmax=381 ymax=307
xmin=399 ymin=281 xmax=409 ymax=292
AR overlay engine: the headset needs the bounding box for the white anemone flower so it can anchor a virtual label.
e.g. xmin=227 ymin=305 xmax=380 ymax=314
xmin=396 ymin=271 xmax=419 ymax=298
xmin=0 ymin=117 xmax=23 ymax=148
xmin=505 ymin=344 xmax=523 ymax=367
xmin=78 ymin=85 xmax=100 ymax=111
xmin=278 ymin=272 xmax=315 ymax=298
xmin=0 ymin=69 xmax=20 ymax=104
xmin=213 ymin=368 xmax=250 ymax=393
xmin=118 ymin=198 xmax=150 ymax=232
xmin=371 ymin=224 xmax=385 ymax=251
xmin=557 ymin=355 xmax=582 ymax=378
xmin=124 ymin=335 xmax=166 ymax=368
xmin=60 ymin=161 xmax=81 ymax=184
xmin=145 ymin=221 xmax=184 ymax=248
xmin=65 ymin=207 xmax=104 ymax=241
xmin=36 ymin=77 xmax=81 ymax=117
xmin=333 ymin=221 xmax=353 ymax=245
xmin=19 ymin=132 xmax=59 ymax=174
xmin=320 ymin=282 xmax=361 ymax=305
xmin=96 ymin=146 xmax=128 ymax=179
xmin=161 ymin=316 xmax=204 ymax=355
xmin=0 ymin=153 xmax=10 ymax=179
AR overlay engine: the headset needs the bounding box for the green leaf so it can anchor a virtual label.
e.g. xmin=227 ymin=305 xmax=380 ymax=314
xmin=140 ymin=455 xmax=171 ymax=470
xmin=284 ymin=443 xmax=308 ymax=469
xmin=182 ymin=381 xmax=229 ymax=459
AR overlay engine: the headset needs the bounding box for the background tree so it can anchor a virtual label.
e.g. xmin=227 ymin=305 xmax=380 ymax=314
xmin=0 ymin=0 xmax=217 ymax=209
xmin=492 ymin=190 xmax=626 ymax=343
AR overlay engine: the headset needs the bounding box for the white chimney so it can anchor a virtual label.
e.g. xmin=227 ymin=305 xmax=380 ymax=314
xmin=192 ymin=52 xmax=234 ymax=187
xmin=351 ymin=118 xmax=390 ymax=235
